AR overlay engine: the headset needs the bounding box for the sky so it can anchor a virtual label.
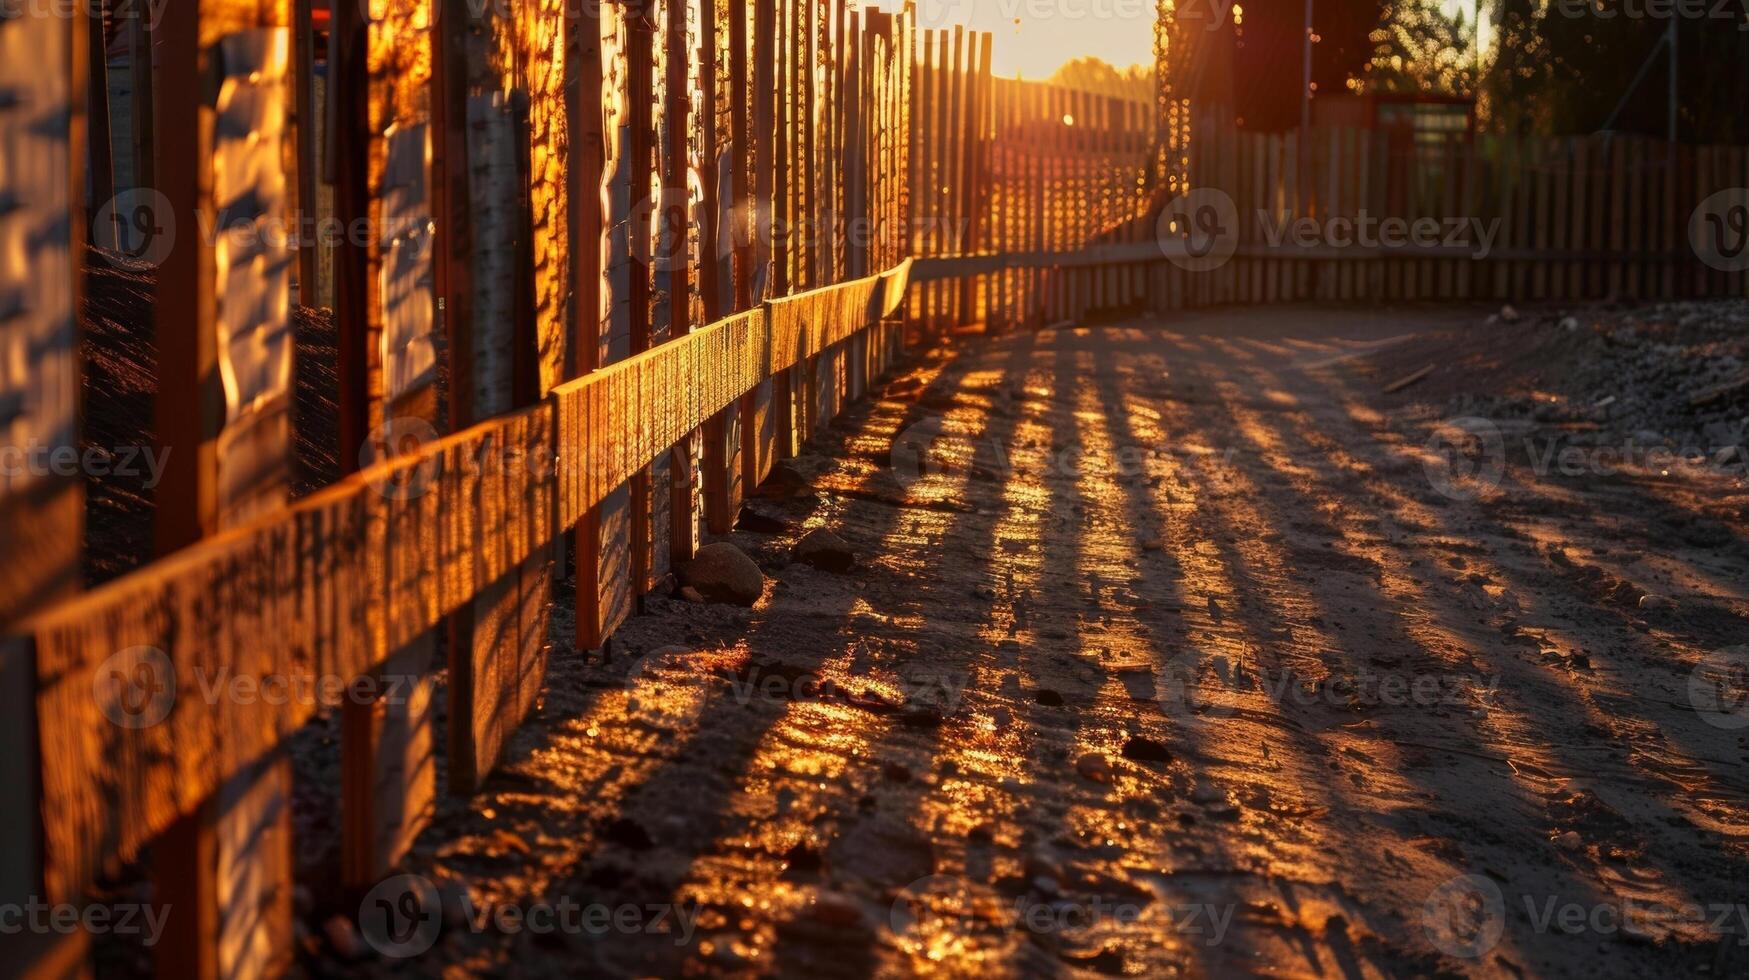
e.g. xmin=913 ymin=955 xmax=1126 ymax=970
xmin=912 ymin=0 xmax=1489 ymax=82
xmin=911 ymin=0 xmax=1161 ymax=79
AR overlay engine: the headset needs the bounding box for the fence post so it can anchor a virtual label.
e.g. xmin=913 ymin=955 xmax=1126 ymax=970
xmin=663 ymin=0 xmax=697 ymax=568
xmin=150 ymin=3 xmax=298 ymax=975
xmin=327 ymin=0 xmax=442 ymax=887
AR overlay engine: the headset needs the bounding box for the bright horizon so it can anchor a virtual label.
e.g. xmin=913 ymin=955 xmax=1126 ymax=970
xmin=912 ymin=0 xmax=1160 ymax=79
xmin=912 ymin=0 xmax=1489 ymax=81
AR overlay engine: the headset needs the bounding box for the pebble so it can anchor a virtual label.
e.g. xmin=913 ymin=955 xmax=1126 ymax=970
xmin=1121 ymin=735 xmax=1172 ymax=765
xmin=811 ymin=890 xmax=865 ymax=928
xmin=1637 ymin=593 xmax=1676 ymax=612
xmin=324 ymin=915 xmax=369 ymax=961
xmin=1075 ymin=752 xmax=1114 ymax=783
xmin=1557 ymin=830 xmax=1583 ymax=852
xmin=1190 ymin=784 xmax=1227 ymax=806
xmin=793 ymin=527 xmax=857 ymax=573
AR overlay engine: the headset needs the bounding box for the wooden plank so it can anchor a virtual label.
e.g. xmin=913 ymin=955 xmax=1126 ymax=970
xmin=665 ymin=0 xmax=697 ymax=565
xmin=627 ymin=0 xmax=658 ymax=600
xmin=1608 ymin=138 xmax=1626 ymax=297
xmin=1 ymin=8 xmax=84 ymax=974
xmin=569 ymin=0 xmax=609 ymax=643
xmin=330 ymin=0 xmax=442 ymax=886
xmin=692 ymin=0 xmax=734 ymax=535
xmin=149 ymin=7 xmax=297 ymax=976
xmin=957 ymin=32 xmax=989 ymax=325
xmin=595 ymin=0 xmax=636 ymax=641
xmin=292 ymin=0 xmax=316 ymax=303
xmin=0 ymin=6 xmax=82 ymax=631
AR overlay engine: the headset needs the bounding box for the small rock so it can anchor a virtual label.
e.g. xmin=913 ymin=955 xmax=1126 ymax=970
xmin=604 ymin=816 xmax=654 ymax=850
xmin=1120 ymin=735 xmax=1172 ymax=765
xmin=783 ymin=840 xmax=823 ymax=872
xmin=1075 ymin=752 xmax=1114 ymax=783
xmin=1190 ymin=784 xmax=1227 ymax=806
xmin=735 ymin=501 xmax=793 ymax=534
xmin=1557 ymin=830 xmax=1583 ymax=852
xmin=678 ymin=542 xmax=765 ymax=605
xmin=811 ymin=890 xmax=864 ymax=928
xmin=1632 ymin=429 xmax=1666 ymax=447
xmin=1141 ymin=538 xmax=1165 ymax=552
xmin=1559 ymin=316 xmax=1580 ymax=331
xmin=680 ymin=585 xmax=706 ymax=603
xmin=1033 ymin=688 xmax=1065 ymax=707
xmin=1638 ymin=593 xmax=1676 ymax=612
xmin=1500 ymin=304 xmax=1520 ymax=323
xmin=882 ymin=762 xmax=912 ymax=783
xmin=324 ymin=916 xmax=369 ymax=961
xmin=793 ymin=527 xmax=857 ymax=573
xmin=755 ymin=459 xmax=813 ymax=499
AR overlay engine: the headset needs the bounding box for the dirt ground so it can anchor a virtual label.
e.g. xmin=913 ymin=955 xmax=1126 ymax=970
xmin=319 ymin=304 xmax=1749 ymax=978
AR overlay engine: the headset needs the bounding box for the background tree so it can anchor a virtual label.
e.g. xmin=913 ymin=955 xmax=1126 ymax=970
xmin=1049 ymin=57 xmax=1155 ymax=103
xmin=1356 ymin=0 xmax=1478 ymax=96
xmin=1480 ymin=1 xmax=1749 ymax=142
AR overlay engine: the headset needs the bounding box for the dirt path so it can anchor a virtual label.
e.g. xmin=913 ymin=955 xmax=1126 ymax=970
xmin=329 ymin=308 xmax=1749 ymax=978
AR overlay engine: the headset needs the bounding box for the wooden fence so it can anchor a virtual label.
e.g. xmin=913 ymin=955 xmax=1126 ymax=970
xmin=0 ymin=3 xmax=929 ymax=977
xmin=6 ymin=3 xmax=1749 ymax=977
xmin=1157 ymin=118 xmax=1749 ymax=309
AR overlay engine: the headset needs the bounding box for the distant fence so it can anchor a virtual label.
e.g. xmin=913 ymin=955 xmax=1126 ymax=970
xmin=915 ymin=113 xmax=1749 ymax=322
xmin=1171 ymin=118 xmax=1749 ymax=308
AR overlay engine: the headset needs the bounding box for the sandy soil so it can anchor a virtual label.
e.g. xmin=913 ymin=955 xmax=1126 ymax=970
xmin=313 ymin=305 xmax=1749 ymax=978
